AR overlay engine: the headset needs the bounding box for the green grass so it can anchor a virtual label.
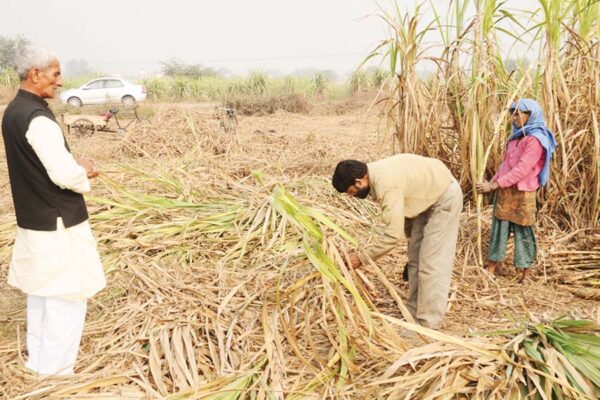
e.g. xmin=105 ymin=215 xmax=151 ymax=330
xmin=1 ymin=66 xmax=383 ymax=104
xmin=141 ymin=72 xmax=382 ymax=102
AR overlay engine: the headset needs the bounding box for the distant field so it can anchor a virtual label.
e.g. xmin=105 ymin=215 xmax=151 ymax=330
xmin=0 ymin=68 xmax=383 ymax=104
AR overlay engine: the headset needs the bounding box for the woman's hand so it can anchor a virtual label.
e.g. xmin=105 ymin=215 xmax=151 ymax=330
xmin=476 ymin=181 xmax=499 ymax=193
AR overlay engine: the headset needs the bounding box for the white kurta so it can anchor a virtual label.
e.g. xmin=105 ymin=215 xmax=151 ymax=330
xmin=7 ymin=116 xmax=106 ymax=302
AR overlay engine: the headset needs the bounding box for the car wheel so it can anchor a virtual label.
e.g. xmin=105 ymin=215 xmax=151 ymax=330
xmin=67 ymin=97 xmax=82 ymax=107
xmin=122 ymin=96 xmax=136 ymax=107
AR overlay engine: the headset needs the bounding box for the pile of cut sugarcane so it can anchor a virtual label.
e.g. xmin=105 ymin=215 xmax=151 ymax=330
xmin=0 ymin=107 xmax=598 ymax=399
xmin=1 ymin=161 xmax=597 ymax=399
xmin=376 ymin=317 xmax=600 ymax=399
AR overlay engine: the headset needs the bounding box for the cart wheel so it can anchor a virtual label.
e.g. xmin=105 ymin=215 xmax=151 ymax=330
xmin=70 ymin=118 xmax=96 ymax=137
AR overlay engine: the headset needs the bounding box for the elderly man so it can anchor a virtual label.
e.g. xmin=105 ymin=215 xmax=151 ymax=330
xmin=331 ymin=154 xmax=462 ymax=329
xmin=1 ymin=46 xmax=106 ymax=375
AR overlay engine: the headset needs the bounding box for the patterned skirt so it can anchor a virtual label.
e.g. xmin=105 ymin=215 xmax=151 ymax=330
xmin=495 ymin=186 xmax=536 ymax=226
xmin=487 ymin=190 xmax=538 ymax=268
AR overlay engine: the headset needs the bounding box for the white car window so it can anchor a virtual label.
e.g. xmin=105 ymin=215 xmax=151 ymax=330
xmin=105 ymin=80 xmax=125 ymax=88
xmin=85 ymin=80 xmax=104 ymax=89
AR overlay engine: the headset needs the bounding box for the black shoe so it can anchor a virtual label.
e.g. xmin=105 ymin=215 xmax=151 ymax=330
xmin=402 ymin=263 xmax=409 ymax=282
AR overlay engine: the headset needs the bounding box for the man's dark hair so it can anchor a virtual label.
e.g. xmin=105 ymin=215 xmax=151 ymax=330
xmin=332 ymin=160 xmax=368 ymax=193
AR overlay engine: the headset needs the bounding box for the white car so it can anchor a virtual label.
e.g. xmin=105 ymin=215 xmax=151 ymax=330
xmin=59 ymin=77 xmax=147 ymax=107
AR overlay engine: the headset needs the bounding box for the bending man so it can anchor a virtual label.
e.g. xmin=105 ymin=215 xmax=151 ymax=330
xmin=331 ymin=154 xmax=462 ymax=329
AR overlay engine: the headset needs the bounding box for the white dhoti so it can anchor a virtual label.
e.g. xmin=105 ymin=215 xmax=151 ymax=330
xmin=25 ymin=295 xmax=87 ymax=375
xmin=9 ymin=218 xmax=105 ymax=376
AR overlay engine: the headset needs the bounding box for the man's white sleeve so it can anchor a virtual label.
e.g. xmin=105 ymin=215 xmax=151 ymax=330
xmin=26 ymin=116 xmax=90 ymax=193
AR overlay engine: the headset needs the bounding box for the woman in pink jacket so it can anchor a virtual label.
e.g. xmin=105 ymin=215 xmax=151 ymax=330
xmin=477 ymin=99 xmax=557 ymax=282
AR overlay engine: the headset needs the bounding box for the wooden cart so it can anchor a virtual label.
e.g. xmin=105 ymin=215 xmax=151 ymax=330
xmin=62 ymin=113 xmax=109 ymax=137
xmin=62 ymin=107 xmax=147 ymax=137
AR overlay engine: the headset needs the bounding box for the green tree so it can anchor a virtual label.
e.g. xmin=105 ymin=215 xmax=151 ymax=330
xmin=0 ymin=35 xmax=30 ymax=69
xmin=160 ymin=58 xmax=217 ymax=78
xmin=64 ymin=58 xmax=94 ymax=77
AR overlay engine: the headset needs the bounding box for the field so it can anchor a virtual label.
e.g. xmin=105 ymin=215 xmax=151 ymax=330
xmin=1 ymin=1 xmax=600 ymax=398
xmin=0 ymin=69 xmax=383 ymax=105
xmin=0 ymin=98 xmax=598 ymax=399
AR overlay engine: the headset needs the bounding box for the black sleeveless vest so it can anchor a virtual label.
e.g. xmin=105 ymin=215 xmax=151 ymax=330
xmin=2 ymin=89 xmax=88 ymax=231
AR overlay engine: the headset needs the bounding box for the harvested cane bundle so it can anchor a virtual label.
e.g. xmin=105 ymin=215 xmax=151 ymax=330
xmin=375 ymin=317 xmax=600 ymax=399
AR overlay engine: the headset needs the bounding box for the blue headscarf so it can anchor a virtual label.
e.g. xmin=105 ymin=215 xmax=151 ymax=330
xmin=508 ymin=98 xmax=557 ymax=186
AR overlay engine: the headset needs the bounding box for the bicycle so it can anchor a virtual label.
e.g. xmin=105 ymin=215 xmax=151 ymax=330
xmin=214 ymin=106 xmax=238 ymax=134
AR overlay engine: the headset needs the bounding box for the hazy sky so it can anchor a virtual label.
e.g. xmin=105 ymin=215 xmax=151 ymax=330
xmin=1 ymin=0 xmax=541 ymax=78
